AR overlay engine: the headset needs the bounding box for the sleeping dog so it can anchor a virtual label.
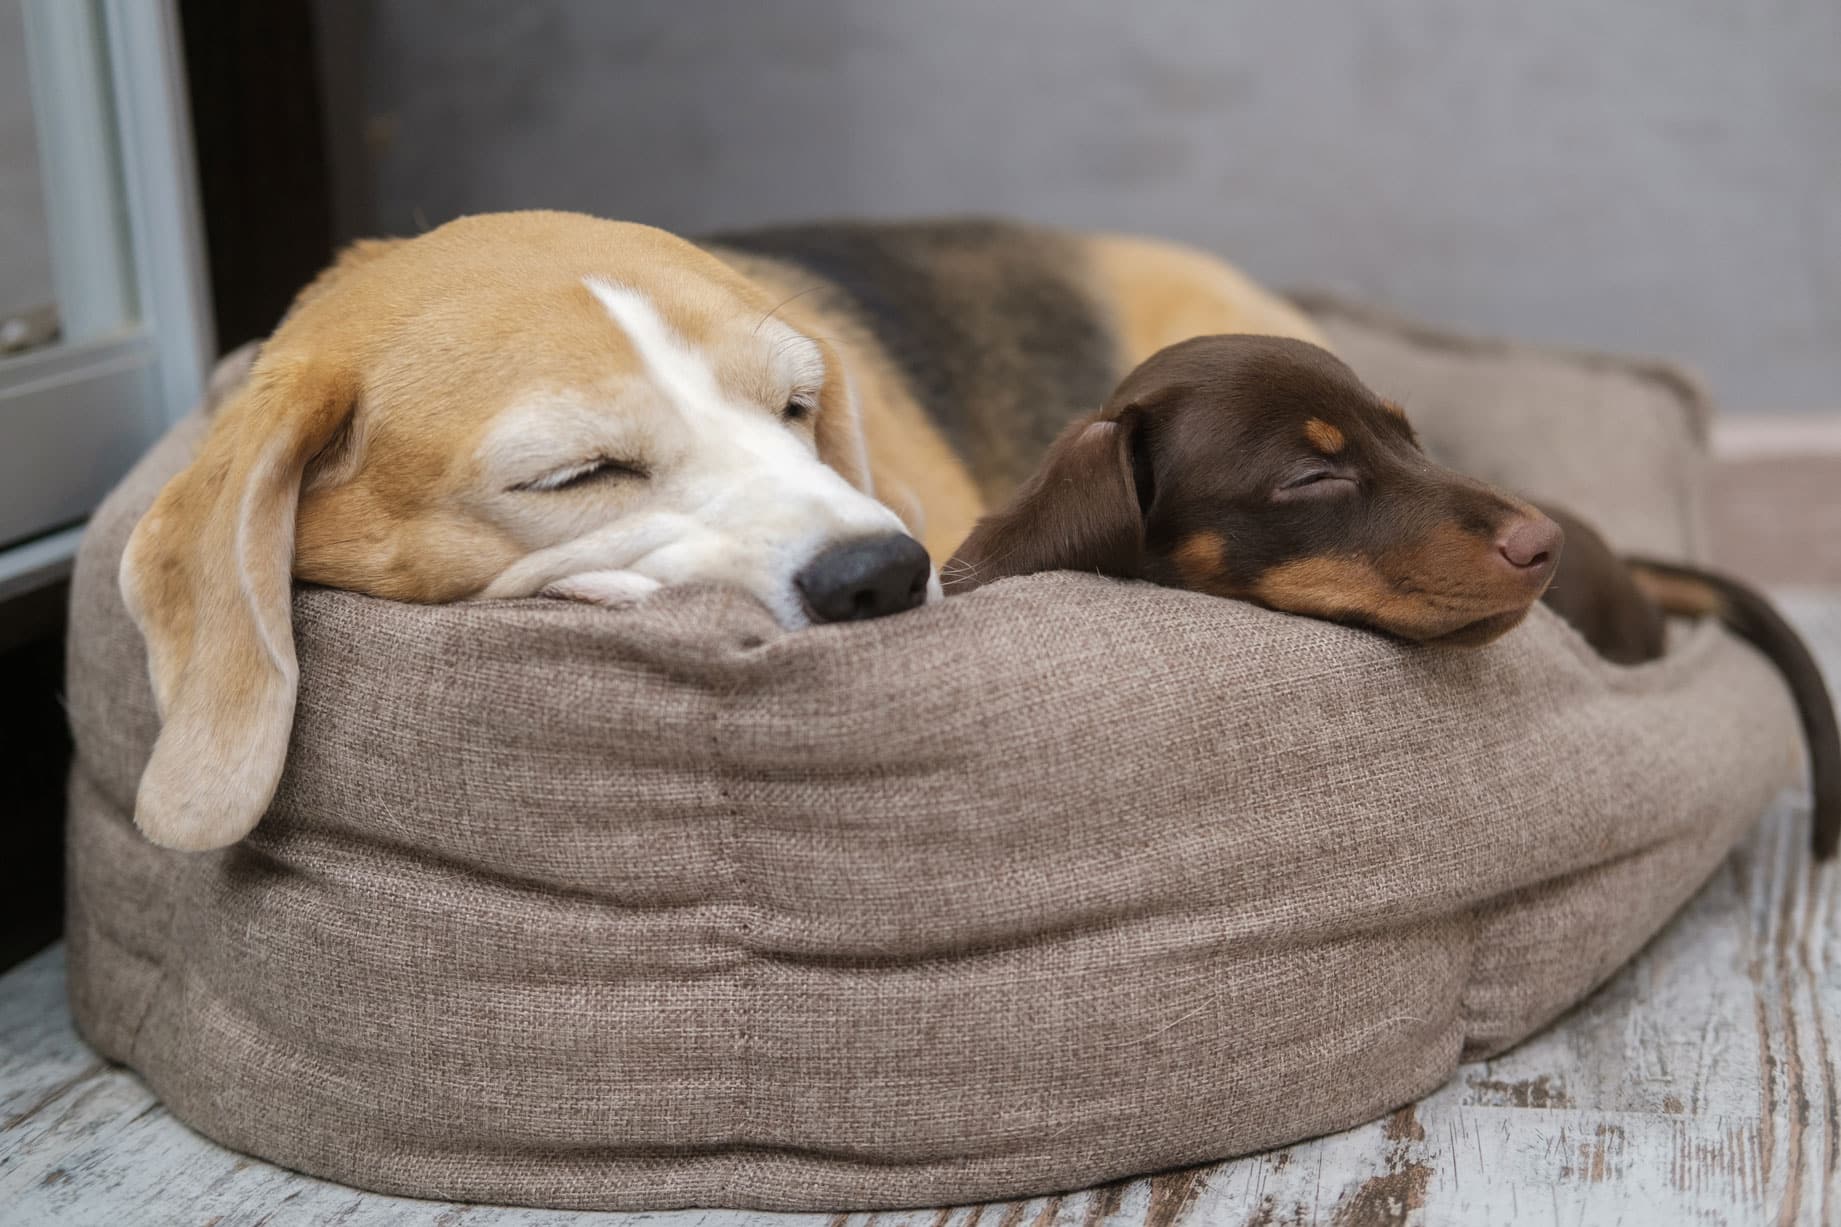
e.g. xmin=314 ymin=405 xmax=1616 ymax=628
xmin=946 ymin=335 xmax=1840 ymax=857
xmin=123 ymin=211 xmax=1324 ymax=849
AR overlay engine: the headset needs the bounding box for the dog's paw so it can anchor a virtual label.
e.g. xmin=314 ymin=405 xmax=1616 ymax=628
xmin=540 ymin=570 xmax=663 ymax=608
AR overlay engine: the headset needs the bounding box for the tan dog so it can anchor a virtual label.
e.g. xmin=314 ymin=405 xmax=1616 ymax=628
xmin=122 ymin=211 xmax=1323 ymax=849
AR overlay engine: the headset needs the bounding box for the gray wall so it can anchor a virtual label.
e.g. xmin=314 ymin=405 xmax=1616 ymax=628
xmin=0 ymin=0 xmax=53 ymax=320
xmin=317 ymin=0 xmax=1840 ymax=414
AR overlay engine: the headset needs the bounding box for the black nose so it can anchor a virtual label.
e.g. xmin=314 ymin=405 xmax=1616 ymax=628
xmin=795 ymin=534 xmax=932 ymax=623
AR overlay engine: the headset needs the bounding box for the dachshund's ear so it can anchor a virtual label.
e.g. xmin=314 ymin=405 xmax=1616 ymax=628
xmin=945 ymin=406 xmax=1149 ymax=592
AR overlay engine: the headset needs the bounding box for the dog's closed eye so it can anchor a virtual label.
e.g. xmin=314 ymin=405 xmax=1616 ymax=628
xmin=512 ymin=456 xmax=651 ymax=493
xmin=1273 ymin=465 xmax=1357 ymax=501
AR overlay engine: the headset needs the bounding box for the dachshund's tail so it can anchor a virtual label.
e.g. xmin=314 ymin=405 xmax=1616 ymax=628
xmin=1631 ymin=559 xmax=1840 ymax=860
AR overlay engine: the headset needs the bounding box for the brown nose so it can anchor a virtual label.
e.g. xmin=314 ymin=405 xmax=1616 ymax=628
xmin=1497 ymin=513 xmax=1564 ymax=586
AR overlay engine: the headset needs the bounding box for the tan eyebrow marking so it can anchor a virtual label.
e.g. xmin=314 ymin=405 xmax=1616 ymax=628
xmin=1304 ymin=418 xmax=1346 ymax=454
xmin=1379 ymin=398 xmax=1408 ymax=418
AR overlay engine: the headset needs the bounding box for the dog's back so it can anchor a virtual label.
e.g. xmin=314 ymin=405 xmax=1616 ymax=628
xmin=707 ymin=219 xmax=1325 ymax=505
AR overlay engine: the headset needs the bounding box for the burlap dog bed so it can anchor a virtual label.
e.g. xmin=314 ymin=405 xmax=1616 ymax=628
xmin=64 ymin=301 xmax=1801 ymax=1212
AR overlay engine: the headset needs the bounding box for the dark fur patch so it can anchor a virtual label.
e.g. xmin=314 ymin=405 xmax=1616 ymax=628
xmin=705 ymin=219 xmax=1121 ymax=499
xmin=1538 ymin=505 xmax=1666 ymax=664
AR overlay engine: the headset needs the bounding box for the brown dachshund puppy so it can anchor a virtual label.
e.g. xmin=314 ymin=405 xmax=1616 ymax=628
xmin=946 ymin=335 xmax=1839 ymax=858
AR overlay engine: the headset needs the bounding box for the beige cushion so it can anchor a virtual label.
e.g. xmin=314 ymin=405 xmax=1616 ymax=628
xmin=64 ymin=304 xmax=1798 ymax=1212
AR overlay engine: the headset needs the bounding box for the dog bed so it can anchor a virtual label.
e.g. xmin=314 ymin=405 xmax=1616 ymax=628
xmin=63 ymin=300 xmax=1801 ymax=1212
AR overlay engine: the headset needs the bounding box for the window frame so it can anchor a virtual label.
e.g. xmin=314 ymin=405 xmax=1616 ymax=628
xmin=0 ymin=0 xmax=213 ymax=594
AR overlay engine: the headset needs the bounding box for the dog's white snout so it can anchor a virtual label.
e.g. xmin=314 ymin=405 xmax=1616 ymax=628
xmin=517 ymin=276 xmax=941 ymax=627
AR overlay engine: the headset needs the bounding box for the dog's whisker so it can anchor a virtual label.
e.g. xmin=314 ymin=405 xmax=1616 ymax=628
xmin=752 ymin=284 xmax=825 ymax=335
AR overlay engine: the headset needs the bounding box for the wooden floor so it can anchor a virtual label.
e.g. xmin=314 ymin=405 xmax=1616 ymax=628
xmin=4 ymin=589 xmax=1839 ymax=1227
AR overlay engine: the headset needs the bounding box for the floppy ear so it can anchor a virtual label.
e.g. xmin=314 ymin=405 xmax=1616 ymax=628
xmin=119 ymin=356 xmax=358 ymax=850
xmin=944 ymin=406 xmax=1149 ymax=592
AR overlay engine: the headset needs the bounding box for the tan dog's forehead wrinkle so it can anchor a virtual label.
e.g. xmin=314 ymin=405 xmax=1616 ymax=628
xmin=716 ymin=324 xmax=827 ymax=410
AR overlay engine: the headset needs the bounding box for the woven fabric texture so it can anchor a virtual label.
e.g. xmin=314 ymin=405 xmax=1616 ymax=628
xmin=64 ymin=304 xmax=1797 ymax=1211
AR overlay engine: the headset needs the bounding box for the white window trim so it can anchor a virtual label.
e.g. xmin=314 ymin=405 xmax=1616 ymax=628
xmin=0 ymin=0 xmax=213 ymax=595
xmin=100 ymin=0 xmax=213 ymax=422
